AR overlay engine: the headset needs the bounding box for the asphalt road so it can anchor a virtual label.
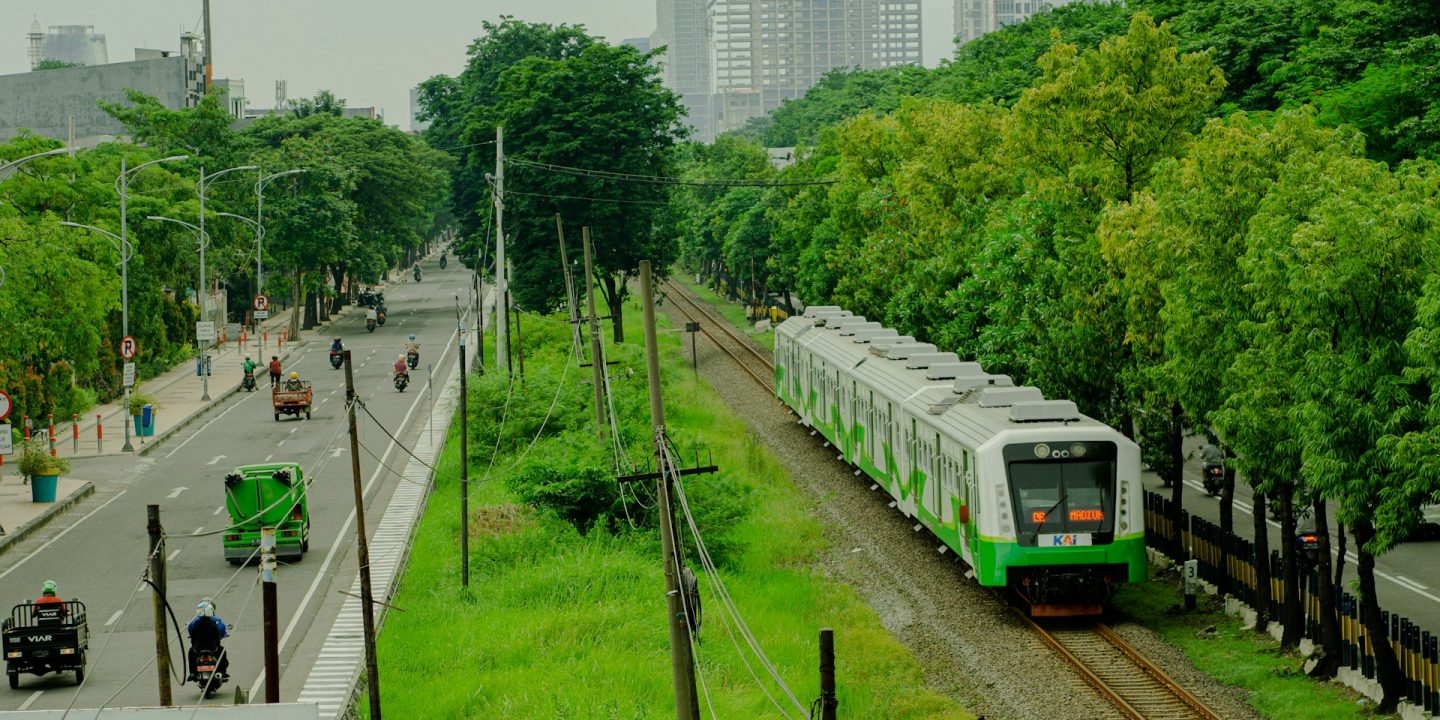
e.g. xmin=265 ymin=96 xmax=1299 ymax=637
xmin=0 ymin=255 xmax=476 ymax=712
xmin=1145 ymin=439 xmax=1440 ymax=634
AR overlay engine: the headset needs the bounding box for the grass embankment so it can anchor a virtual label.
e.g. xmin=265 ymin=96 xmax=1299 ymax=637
xmin=368 ymin=304 xmax=969 ymax=718
xmin=672 ymin=274 xmax=775 ymax=353
xmin=1113 ymin=573 xmax=1375 ymax=719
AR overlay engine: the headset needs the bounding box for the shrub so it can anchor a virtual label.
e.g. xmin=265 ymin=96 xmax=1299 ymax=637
xmin=18 ymin=441 xmax=70 ymax=476
xmin=128 ymin=392 xmax=159 ymax=415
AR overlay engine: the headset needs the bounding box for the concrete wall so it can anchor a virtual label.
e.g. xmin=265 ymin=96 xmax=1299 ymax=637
xmin=0 ymin=57 xmax=199 ymax=142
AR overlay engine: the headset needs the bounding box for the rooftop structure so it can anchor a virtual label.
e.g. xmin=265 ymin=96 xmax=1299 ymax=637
xmin=27 ymin=21 xmax=109 ymax=69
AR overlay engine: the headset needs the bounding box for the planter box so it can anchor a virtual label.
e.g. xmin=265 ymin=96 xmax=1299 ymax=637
xmin=30 ymin=474 xmax=58 ymax=502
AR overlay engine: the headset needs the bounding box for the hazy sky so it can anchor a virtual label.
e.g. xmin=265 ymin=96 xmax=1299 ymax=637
xmin=1 ymin=1 xmax=955 ymax=131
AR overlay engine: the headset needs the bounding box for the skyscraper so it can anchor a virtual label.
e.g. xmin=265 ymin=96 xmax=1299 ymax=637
xmin=953 ymin=0 xmax=1073 ymax=46
xmin=653 ymin=0 xmax=922 ymax=141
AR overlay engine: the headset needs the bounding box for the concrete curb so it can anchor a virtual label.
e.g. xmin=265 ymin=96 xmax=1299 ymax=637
xmin=0 ymin=481 xmax=96 ymax=556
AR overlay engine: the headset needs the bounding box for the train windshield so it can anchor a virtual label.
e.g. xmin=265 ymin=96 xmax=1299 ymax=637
xmin=1005 ymin=442 xmax=1116 ymax=545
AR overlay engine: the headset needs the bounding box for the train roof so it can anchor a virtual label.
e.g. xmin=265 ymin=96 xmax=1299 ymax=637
xmin=780 ymin=310 xmax=1122 ymax=449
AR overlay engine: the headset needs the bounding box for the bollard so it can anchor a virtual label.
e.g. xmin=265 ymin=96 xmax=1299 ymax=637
xmin=72 ymin=415 xmax=79 ymax=453
xmin=48 ymin=414 xmax=56 ymax=457
xmin=1184 ymin=559 xmax=1199 ymax=611
xmin=23 ymin=416 xmax=30 ymax=442
xmin=96 ymin=413 xmax=104 ymax=453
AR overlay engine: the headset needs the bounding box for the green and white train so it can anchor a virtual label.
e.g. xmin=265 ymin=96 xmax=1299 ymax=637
xmin=775 ymin=306 xmax=1147 ymax=614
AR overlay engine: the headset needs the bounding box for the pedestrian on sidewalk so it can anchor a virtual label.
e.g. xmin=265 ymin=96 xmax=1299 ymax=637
xmin=268 ymin=356 xmax=282 ymax=387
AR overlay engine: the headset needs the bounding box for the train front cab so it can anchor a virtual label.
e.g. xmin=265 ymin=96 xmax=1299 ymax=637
xmin=974 ymin=436 xmax=1147 ymax=616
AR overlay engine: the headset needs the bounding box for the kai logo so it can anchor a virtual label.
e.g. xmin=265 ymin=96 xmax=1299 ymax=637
xmin=1040 ymin=533 xmax=1092 ymax=547
xmin=1051 ymin=534 xmax=1079 ymax=546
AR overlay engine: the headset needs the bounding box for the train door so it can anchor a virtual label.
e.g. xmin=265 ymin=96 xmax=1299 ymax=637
xmin=836 ymin=378 xmax=850 ymax=453
xmin=927 ymin=432 xmax=942 ymax=524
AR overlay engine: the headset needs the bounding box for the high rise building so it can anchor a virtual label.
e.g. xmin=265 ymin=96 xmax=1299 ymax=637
xmin=27 ymin=22 xmax=109 ymax=69
xmin=954 ymin=0 xmax=1073 ymax=46
xmin=652 ymin=0 xmax=716 ymax=141
xmin=652 ymin=0 xmax=922 ymax=141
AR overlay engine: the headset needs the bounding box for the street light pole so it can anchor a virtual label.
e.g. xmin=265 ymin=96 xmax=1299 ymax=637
xmin=195 ymin=165 xmax=257 ymax=401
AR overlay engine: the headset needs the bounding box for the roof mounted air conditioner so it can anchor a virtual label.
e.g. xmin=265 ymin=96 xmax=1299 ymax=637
xmin=976 ymin=386 xmax=1044 ymax=408
xmin=925 ymin=362 xmax=984 ymax=380
xmin=905 ymin=352 xmax=960 ymax=370
xmin=1010 ymin=400 xmax=1081 ymax=423
xmin=867 ymin=337 xmax=917 ymax=357
xmin=851 ymin=329 xmax=899 ymax=344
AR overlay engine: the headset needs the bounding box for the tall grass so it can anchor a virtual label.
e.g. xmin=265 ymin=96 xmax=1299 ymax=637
xmin=367 ymin=302 xmax=969 ymax=719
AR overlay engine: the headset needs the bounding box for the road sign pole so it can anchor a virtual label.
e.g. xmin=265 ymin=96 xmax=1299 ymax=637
xmin=261 ymin=526 xmax=280 ymax=703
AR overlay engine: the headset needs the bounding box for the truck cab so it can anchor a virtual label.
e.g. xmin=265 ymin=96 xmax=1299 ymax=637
xmin=222 ymin=462 xmax=310 ymax=563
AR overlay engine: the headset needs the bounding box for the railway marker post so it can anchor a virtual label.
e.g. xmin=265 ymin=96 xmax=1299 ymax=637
xmin=684 ymin=321 xmax=700 ymax=374
xmin=1184 ymin=559 xmax=1198 ymax=611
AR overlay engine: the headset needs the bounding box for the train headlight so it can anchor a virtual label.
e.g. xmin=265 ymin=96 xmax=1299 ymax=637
xmin=1070 ymin=443 xmax=1087 ymax=458
xmin=1033 ymin=443 xmax=1050 ymax=458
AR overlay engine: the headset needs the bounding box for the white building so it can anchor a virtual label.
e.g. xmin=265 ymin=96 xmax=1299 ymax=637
xmin=27 ymin=21 xmax=109 ymax=69
xmin=953 ymin=0 xmax=1073 ymax=46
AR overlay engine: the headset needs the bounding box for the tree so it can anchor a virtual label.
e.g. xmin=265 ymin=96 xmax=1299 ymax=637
xmin=32 ymin=59 xmax=82 ymax=71
xmin=490 ymin=42 xmax=685 ymax=342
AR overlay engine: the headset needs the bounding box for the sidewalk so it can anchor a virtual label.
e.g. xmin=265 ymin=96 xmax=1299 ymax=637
xmin=0 ymin=298 xmax=361 ymax=554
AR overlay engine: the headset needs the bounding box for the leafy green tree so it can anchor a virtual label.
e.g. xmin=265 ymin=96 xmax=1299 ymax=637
xmin=490 ymin=42 xmax=685 ymax=341
xmin=32 ymin=59 xmax=82 ymax=71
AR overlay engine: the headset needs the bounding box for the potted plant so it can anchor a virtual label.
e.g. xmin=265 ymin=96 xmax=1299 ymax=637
xmin=129 ymin=393 xmax=160 ymax=437
xmin=18 ymin=441 xmax=69 ymax=502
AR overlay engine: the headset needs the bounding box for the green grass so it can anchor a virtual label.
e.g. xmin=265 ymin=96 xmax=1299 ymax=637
xmin=1112 ymin=573 xmax=1378 ymax=720
xmin=672 ymin=274 xmax=775 ymax=353
xmin=367 ymin=303 xmax=971 ymax=719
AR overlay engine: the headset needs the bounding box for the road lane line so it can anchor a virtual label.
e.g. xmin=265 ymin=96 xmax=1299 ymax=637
xmin=277 ymin=440 xmax=286 ymax=447
xmin=213 ymin=505 xmax=225 ymax=516
xmin=17 ymin=691 xmax=42 ymax=711
xmin=265 ymin=454 xmax=274 ymax=462
xmin=250 ymin=320 xmax=461 ymax=701
xmin=167 ymin=548 xmax=181 ymax=562
xmin=104 ymin=610 xmax=123 ymax=626
xmin=0 ymin=490 xmax=128 ymax=581
xmin=193 ymin=525 xmax=204 ymax=534
xmin=165 ymin=385 xmax=263 ymax=458
xmin=291 ymin=427 xmax=298 ymax=434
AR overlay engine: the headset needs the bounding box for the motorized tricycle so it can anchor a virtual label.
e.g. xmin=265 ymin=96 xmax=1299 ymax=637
xmin=3 ymin=600 xmax=89 ymax=688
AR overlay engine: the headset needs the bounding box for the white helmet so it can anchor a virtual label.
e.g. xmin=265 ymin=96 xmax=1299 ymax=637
xmin=196 ymin=598 xmax=215 ymax=617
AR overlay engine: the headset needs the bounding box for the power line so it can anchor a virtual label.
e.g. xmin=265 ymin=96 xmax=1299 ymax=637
xmin=508 ymin=157 xmax=838 ymax=187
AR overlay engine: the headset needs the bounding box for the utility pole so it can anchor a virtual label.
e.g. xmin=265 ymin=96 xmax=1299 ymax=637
xmin=344 ymin=350 xmax=383 ymax=719
xmin=639 ymin=261 xmax=701 ymax=720
xmin=198 ymin=166 xmax=210 ymax=402
xmin=583 ymin=228 xmax=606 ymax=440
xmin=203 ymin=0 xmax=213 ymax=92
xmin=513 ymin=303 xmax=525 ymax=382
xmin=261 ymin=526 xmax=280 ymax=703
xmin=556 ymin=215 xmax=584 ymax=363
xmin=494 ymin=126 xmax=507 ymax=374
xmin=146 ymin=504 xmax=172 ymax=706
xmin=459 ymin=319 xmax=470 ymax=588
xmin=819 ymin=628 xmax=837 ymax=720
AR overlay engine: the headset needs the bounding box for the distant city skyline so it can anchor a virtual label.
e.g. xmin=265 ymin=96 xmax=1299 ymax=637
xmin=1 ymin=1 xmax=958 ymax=140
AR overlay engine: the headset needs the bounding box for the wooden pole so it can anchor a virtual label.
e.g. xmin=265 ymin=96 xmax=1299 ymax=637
xmin=459 ymin=327 xmax=470 ymax=588
xmin=556 ymin=215 xmax=584 ymax=363
xmin=344 ymin=350 xmax=383 ymax=719
xmin=640 ymin=260 xmax=701 ymax=720
xmin=147 ymin=504 xmax=172 ymax=706
xmin=583 ymin=229 xmax=607 ymax=440
xmin=494 ymin=126 xmax=507 ymax=374
xmin=819 ymin=628 xmax=837 ymax=720
xmin=261 ymin=526 xmax=280 ymax=703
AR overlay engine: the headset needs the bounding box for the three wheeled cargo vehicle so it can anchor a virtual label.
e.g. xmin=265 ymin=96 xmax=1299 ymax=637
xmin=272 ymin=381 xmax=313 ymax=421
xmin=3 ymin=600 xmax=89 ymax=688
xmin=222 ymin=462 xmax=311 ymax=564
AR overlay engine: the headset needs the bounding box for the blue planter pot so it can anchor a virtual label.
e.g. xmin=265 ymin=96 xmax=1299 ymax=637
xmin=30 ymin=474 xmax=58 ymax=503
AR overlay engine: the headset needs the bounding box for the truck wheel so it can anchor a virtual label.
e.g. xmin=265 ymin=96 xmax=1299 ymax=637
xmin=8 ymin=672 xmax=18 ymax=689
xmin=305 ymin=410 xmax=311 ymax=420
xmin=74 ymin=664 xmax=84 ymax=685
xmin=274 ymin=412 xmax=280 ymax=422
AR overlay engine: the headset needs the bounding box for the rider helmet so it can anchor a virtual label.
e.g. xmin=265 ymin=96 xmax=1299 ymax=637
xmin=289 ymin=371 xmax=298 ymax=380
xmin=272 ymin=356 xmax=278 ymax=361
xmin=408 ymin=335 xmax=416 ymax=341
xmin=398 ymin=354 xmax=405 ymax=361
xmin=41 ymin=580 xmax=57 ymax=597
xmin=196 ymin=598 xmax=215 ymax=617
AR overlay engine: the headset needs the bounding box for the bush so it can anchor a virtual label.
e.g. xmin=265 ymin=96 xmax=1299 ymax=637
xmin=17 ymin=441 xmax=70 ymax=476
xmin=128 ymin=393 xmax=159 ymax=415
xmin=503 ymin=431 xmax=628 ymax=533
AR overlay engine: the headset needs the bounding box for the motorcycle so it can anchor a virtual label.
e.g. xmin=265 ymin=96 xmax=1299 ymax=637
xmin=241 ymin=370 xmax=256 ymax=392
xmin=406 ymin=350 xmax=419 ymax=370
xmin=1296 ymin=514 xmax=1321 ymax=568
xmin=377 ymin=309 xmax=387 ymax=326
xmin=329 ymin=351 xmax=343 ymax=370
xmin=1201 ymin=463 xmax=1230 ymax=496
xmin=358 ymin=289 xmax=376 ymax=307
xmin=393 ymin=372 xmax=409 ymax=392
xmin=439 ymin=254 xmax=447 ymax=269
xmin=413 ymin=267 xmax=422 ymax=282
xmin=188 ymin=645 xmax=227 ymax=698
xmin=366 ymin=317 xmax=377 ymax=333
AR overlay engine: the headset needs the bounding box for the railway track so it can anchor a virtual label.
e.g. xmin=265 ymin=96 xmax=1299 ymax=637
xmin=661 ymin=280 xmax=774 ymax=392
xmin=1017 ymin=613 xmax=1224 ymax=720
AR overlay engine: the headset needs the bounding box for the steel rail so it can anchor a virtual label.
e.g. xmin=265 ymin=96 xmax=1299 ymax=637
xmin=661 ymin=280 xmax=774 ymax=392
xmin=1012 ymin=608 xmax=1225 ymax=720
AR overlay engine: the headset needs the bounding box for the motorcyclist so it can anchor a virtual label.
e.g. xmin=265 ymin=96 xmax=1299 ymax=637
xmin=405 ymin=334 xmax=420 ymax=355
xmin=32 ymin=580 xmax=68 ymax=621
xmin=393 ymin=355 xmax=409 ymax=381
xmin=242 ymin=356 xmax=256 ymax=377
xmin=439 ymin=253 xmax=447 ymax=269
xmin=330 ymin=337 xmax=343 ymax=354
xmin=284 ymin=371 xmax=304 ymax=391
xmin=412 ymin=262 xmax=422 ymax=281
xmin=366 ymin=306 xmax=378 ymax=323
xmin=268 ymin=356 xmax=282 ymax=387
xmin=187 ymin=598 xmax=229 ymax=680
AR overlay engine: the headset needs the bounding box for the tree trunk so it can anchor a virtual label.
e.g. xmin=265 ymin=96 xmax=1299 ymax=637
xmin=1278 ymin=484 xmax=1303 ymax=648
xmin=1309 ymin=498 xmax=1343 ymax=678
xmin=290 ymin=271 xmax=304 ymax=338
xmin=1252 ymin=489 xmax=1270 ymax=635
xmin=1333 ymin=523 xmax=1346 ymax=590
xmin=304 ymin=290 xmax=318 ymax=329
xmin=1351 ymin=518 xmax=1405 ymax=712
xmin=1169 ymin=449 xmax=1184 ymax=559
xmin=330 ymin=263 xmax=347 ymax=313
xmin=601 ymin=273 xmax=625 ymax=343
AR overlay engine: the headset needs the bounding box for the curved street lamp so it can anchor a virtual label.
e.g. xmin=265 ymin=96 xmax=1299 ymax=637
xmin=147 ymin=214 xmax=214 ymax=400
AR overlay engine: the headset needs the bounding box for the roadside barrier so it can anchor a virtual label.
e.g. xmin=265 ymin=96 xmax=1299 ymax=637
xmin=1145 ymin=491 xmax=1440 ymax=715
